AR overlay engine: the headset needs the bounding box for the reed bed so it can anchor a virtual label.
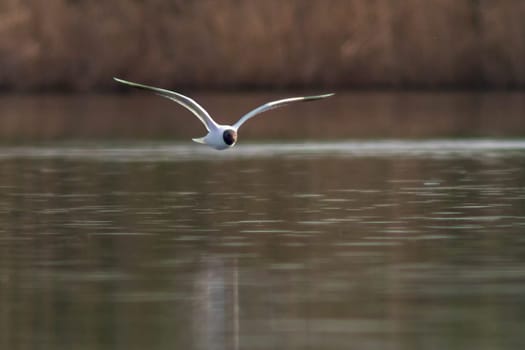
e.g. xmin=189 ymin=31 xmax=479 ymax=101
xmin=0 ymin=0 xmax=523 ymax=91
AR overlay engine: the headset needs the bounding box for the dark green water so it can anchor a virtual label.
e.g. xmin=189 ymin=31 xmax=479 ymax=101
xmin=1 ymin=141 xmax=525 ymax=350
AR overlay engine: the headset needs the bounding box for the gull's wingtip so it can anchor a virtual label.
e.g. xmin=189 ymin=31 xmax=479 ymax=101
xmin=113 ymin=77 xmax=142 ymax=89
xmin=113 ymin=77 xmax=129 ymax=84
xmin=305 ymin=92 xmax=335 ymax=101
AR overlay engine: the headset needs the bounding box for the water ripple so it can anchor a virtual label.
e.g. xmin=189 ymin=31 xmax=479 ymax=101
xmin=0 ymin=139 xmax=524 ymax=161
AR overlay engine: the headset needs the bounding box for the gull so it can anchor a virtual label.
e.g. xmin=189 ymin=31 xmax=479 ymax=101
xmin=114 ymin=77 xmax=334 ymax=150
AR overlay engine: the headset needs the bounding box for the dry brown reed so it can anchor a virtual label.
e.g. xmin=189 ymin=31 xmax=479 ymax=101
xmin=0 ymin=0 xmax=523 ymax=91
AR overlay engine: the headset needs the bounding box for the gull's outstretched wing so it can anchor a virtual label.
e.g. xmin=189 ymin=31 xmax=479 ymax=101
xmin=114 ymin=77 xmax=218 ymax=131
xmin=232 ymin=93 xmax=334 ymax=130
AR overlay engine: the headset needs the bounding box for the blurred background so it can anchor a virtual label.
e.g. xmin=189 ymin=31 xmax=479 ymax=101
xmin=2 ymin=0 xmax=525 ymax=91
xmin=0 ymin=0 xmax=524 ymax=141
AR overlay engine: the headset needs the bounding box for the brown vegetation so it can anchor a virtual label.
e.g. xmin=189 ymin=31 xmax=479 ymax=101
xmin=0 ymin=0 xmax=524 ymax=91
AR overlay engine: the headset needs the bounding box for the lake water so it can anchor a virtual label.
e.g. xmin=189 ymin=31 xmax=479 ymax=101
xmin=1 ymin=93 xmax=525 ymax=349
xmin=1 ymin=92 xmax=524 ymax=140
xmin=1 ymin=140 xmax=525 ymax=350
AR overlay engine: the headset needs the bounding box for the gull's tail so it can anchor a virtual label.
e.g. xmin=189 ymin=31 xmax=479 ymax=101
xmin=192 ymin=137 xmax=206 ymax=144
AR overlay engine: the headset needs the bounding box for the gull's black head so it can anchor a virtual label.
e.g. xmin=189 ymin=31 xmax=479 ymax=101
xmin=223 ymin=129 xmax=237 ymax=146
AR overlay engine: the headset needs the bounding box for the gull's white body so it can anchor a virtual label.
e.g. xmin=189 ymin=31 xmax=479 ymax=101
xmin=193 ymin=125 xmax=237 ymax=150
xmin=114 ymin=77 xmax=334 ymax=150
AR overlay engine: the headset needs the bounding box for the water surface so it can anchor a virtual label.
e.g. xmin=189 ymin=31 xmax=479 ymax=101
xmin=1 ymin=92 xmax=524 ymax=140
xmin=1 ymin=141 xmax=525 ymax=349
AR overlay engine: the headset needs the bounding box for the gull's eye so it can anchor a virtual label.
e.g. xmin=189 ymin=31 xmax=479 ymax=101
xmin=223 ymin=130 xmax=237 ymax=146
